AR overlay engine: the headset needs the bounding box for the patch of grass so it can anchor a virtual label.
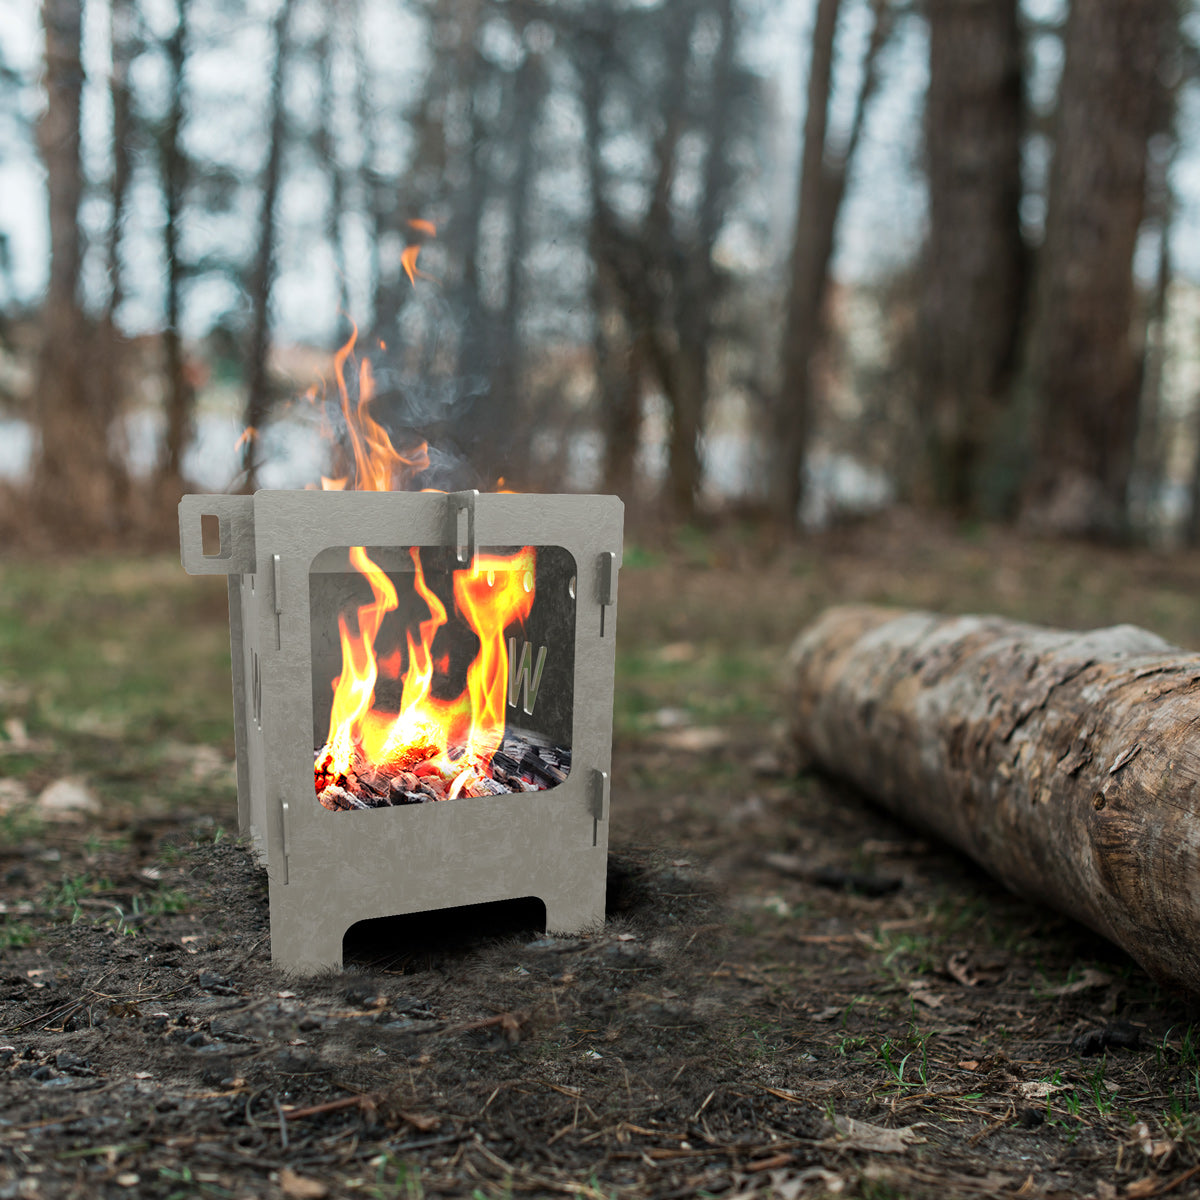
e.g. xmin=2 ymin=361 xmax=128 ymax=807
xmin=363 ymin=1153 xmax=425 ymax=1199
xmin=0 ymin=808 xmax=46 ymax=847
xmin=0 ymin=557 xmax=234 ymax=815
xmin=621 ymin=543 xmax=665 ymax=570
xmin=0 ymin=920 xmax=36 ymax=948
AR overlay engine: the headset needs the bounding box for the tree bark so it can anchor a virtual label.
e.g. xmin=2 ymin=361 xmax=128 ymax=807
xmin=477 ymin=45 xmax=547 ymax=487
xmin=789 ymin=604 xmax=1200 ymax=995
xmin=771 ymin=0 xmax=839 ymax=529
xmin=1022 ymin=0 xmax=1171 ymax=538
xmin=158 ymin=0 xmax=194 ymax=496
xmin=772 ymin=0 xmax=890 ymax=529
xmin=241 ymin=0 xmax=297 ymax=491
xmin=33 ymin=0 xmax=121 ymax=537
xmin=918 ymin=0 xmax=1025 ymax=517
xmin=98 ymin=0 xmax=137 ymax=522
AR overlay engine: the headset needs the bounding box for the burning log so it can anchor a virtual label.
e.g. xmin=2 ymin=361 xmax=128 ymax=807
xmin=788 ymin=605 xmax=1200 ymax=995
xmin=315 ymin=733 xmax=571 ymax=811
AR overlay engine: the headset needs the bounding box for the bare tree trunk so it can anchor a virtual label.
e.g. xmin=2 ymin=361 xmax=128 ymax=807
xmin=99 ymin=0 xmax=136 ymax=521
xmin=316 ymin=12 xmax=351 ymax=330
xmin=33 ymin=0 xmax=119 ymax=537
xmin=581 ymin=45 xmax=643 ymax=502
xmin=1022 ymin=0 xmax=1171 ymax=538
xmin=157 ymin=0 xmax=194 ymax=496
xmin=479 ymin=47 xmax=547 ymax=486
xmin=790 ymin=605 xmax=1200 ymax=996
xmin=772 ymin=0 xmax=889 ymax=529
xmin=241 ymin=0 xmax=297 ymax=491
xmin=599 ymin=326 xmax=643 ymax=499
xmin=1136 ymin=169 xmax=1172 ymax=539
xmin=918 ymin=0 xmax=1025 ymax=517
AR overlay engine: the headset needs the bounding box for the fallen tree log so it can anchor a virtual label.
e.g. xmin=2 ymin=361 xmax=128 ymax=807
xmin=788 ymin=606 xmax=1200 ymax=994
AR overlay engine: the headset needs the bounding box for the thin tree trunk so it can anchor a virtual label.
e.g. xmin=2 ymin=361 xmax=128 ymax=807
xmin=100 ymin=0 xmax=136 ymax=519
xmin=158 ymin=0 xmax=194 ymax=494
xmin=582 ymin=47 xmax=643 ymax=501
xmin=790 ymin=605 xmax=1200 ymax=995
xmin=1136 ymin=174 xmax=1172 ymax=539
xmin=33 ymin=0 xmax=118 ymax=537
xmin=480 ymin=48 xmax=547 ymax=486
xmin=241 ymin=0 xmax=297 ymax=490
xmin=316 ymin=14 xmax=351 ymax=330
xmin=350 ymin=2 xmax=384 ymax=338
xmin=772 ymin=0 xmax=866 ymax=530
xmin=1022 ymin=0 xmax=1171 ymax=538
xmin=600 ymin=329 xmax=643 ymax=500
xmin=918 ymin=0 xmax=1024 ymax=517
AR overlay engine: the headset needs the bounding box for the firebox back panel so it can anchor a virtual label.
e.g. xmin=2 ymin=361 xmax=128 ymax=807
xmin=308 ymin=544 xmax=577 ymax=758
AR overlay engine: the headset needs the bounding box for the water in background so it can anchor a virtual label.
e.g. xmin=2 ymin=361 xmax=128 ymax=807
xmin=0 ymin=406 xmax=892 ymax=526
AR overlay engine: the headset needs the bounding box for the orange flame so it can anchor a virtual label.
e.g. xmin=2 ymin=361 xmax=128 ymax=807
xmin=407 ymin=218 xmax=438 ymax=236
xmin=314 ymin=545 xmax=537 ymax=802
xmin=400 ymin=244 xmax=427 ymax=287
xmin=325 ymin=326 xmax=429 ymax=491
xmin=310 ymin=277 xmax=538 ymax=806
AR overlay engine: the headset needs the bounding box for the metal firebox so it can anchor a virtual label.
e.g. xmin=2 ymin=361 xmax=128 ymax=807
xmin=179 ymin=490 xmax=623 ymax=974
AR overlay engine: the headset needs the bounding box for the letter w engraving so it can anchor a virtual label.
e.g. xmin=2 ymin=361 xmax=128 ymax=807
xmin=508 ymin=638 xmax=548 ymax=716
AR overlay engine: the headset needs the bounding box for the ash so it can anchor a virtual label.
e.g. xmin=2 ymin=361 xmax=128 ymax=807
xmin=316 ymin=732 xmax=571 ymax=811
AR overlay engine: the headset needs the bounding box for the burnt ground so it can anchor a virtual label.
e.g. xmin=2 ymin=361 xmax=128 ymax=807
xmin=4 ymin=515 xmax=1200 ymax=1199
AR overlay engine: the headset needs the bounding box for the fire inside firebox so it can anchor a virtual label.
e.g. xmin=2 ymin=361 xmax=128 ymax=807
xmin=309 ymin=544 xmax=576 ymax=811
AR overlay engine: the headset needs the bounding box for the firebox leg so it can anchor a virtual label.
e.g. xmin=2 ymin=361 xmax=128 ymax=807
xmin=542 ymin=885 xmax=607 ymax=938
xmin=269 ymin=898 xmax=346 ymax=976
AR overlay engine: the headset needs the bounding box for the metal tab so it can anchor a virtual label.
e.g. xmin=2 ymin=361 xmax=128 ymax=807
xmin=597 ymin=551 xmax=616 ymax=637
xmin=272 ymin=554 xmax=283 ymax=649
xmin=280 ymin=800 xmax=290 ymax=885
xmin=597 ymin=551 xmax=616 ymax=605
xmin=448 ymin=491 xmax=478 ymax=566
xmin=589 ymin=769 xmax=609 ymax=847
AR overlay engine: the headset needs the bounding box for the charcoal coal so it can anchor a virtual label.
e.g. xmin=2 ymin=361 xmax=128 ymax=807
xmin=388 ymin=781 xmax=427 ymax=805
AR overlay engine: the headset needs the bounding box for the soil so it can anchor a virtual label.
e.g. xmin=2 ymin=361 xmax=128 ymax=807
xmin=3 ymin=518 xmax=1200 ymax=1199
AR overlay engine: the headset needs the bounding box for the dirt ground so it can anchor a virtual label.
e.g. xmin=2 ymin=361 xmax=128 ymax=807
xmin=4 ymin=514 xmax=1200 ymax=1199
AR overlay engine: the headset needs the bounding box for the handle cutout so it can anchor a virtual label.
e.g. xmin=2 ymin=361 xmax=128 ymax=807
xmin=201 ymin=513 xmax=224 ymax=557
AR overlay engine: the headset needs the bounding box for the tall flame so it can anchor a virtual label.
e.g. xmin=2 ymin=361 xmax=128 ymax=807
xmin=323 ymin=326 xmax=429 ymax=492
xmin=307 ymin=279 xmax=541 ymax=807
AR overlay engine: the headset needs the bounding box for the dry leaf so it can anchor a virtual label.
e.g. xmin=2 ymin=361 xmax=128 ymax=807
xmin=768 ymin=1166 xmax=844 ymax=1198
xmin=1039 ymin=968 xmax=1112 ymax=997
xmin=811 ymin=1006 xmax=843 ymax=1022
xmin=36 ymin=777 xmax=99 ymax=821
xmin=397 ymin=1110 xmax=440 ymax=1133
xmin=1132 ymin=1121 xmax=1176 ymax=1160
xmin=825 ymin=1116 xmax=926 ymax=1154
xmin=1016 ymin=1080 xmax=1069 ymax=1100
xmin=653 ymin=726 xmax=728 ymax=753
xmin=908 ymin=985 xmax=944 ymax=1009
xmin=945 ymin=951 xmax=982 ymax=987
xmin=279 ymin=1168 xmax=328 ymax=1199
xmin=1126 ymin=1179 xmax=1161 ymax=1199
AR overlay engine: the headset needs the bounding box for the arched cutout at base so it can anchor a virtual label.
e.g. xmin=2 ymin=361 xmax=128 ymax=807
xmin=342 ymin=896 xmax=549 ymax=971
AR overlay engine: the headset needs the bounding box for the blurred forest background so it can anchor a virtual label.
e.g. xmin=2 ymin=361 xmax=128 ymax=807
xmin=0 ymin=0 xmax=1194 ymax=546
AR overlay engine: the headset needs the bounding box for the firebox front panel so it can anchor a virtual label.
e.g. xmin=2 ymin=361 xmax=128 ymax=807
xmin=181 ymin=490 xmax=622 ymax=973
